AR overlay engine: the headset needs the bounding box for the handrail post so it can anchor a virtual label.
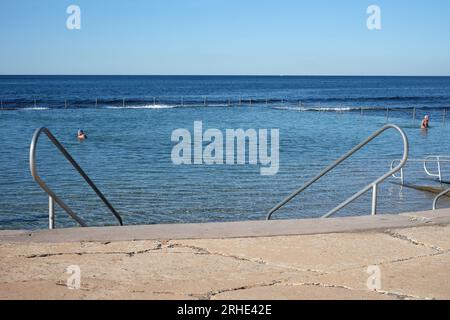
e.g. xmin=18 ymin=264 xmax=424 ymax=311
xmin=49 ymin=196 xmax=55 ymax=229
xmin=437 ymin=156 xmax=442 ymax=182
xmin=371 ymin=184 xmax=378 ymax=216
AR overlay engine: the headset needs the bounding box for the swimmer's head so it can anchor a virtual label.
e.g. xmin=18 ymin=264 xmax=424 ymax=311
xmin=77 ymin=130 xmax=84 ymax=136
xmin=424 ymin=115 xmax=429 ymax=120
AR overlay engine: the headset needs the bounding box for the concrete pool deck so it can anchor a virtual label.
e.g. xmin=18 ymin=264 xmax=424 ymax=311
xmin=0 ymin=209 xmax=449 ymax=299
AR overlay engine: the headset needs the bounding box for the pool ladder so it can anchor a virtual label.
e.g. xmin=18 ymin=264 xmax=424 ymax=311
xmin=30 ymin=127 xmax=123 ymax=229
xmin=267 ymin=124 xmax=409 ymax=220
xmin=390 ymin=155 xmax=450 ymax=185
xmin=391 ymin=156 xmax=450 ymax=210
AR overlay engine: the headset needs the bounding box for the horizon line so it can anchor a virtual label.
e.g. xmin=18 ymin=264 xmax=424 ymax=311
xmin=1 ymin=74 xmax=450 ymax=77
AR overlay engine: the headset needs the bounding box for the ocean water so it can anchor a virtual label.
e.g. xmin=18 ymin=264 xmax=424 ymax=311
xmin=1 ymin=76 xmax=450 ymax=230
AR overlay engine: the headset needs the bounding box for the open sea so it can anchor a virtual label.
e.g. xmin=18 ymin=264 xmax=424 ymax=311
xmin=1 ymin=75 xmax=450 ymax=230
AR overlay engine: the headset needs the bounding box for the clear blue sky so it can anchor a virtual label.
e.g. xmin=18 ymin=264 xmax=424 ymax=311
xmin=1 ymin=0 xmax=449 ymax=75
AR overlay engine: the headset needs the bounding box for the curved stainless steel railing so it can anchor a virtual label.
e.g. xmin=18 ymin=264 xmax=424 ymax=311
xmin=433 ymin=188 xmax=450 ymax=210
xmin=267 ymin=124 xmax=409 ymax=220
xmin=30 ymin=127 xmax=123 ymax=228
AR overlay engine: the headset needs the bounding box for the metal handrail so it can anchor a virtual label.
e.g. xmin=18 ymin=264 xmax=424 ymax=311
xmin=433 ymin=188 xmax=450 ymax=210
xmin=266 ymin=124 xmax=409 ymax=220
xmin=390 ymin=155 xmax=450 ymax=184
xmin=30 ymin=127 xmax=123 ymax=228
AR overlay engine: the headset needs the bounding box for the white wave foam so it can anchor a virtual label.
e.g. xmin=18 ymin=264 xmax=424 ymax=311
xmin=206 ymin=104 xmax=229 ymax=107
xmin=20 ymin=107 xmax=50 ymax=111
xmin=272 ymin=106 xmax=363 ymax=112
xmin=105 ymin=104 xmax=176 ymax=109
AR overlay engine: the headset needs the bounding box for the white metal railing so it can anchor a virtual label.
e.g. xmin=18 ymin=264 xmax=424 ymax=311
xmin=391 ymin=155 xmax=450 ymax=184
xmin=266 ymin=124 xmax=409 ymax=220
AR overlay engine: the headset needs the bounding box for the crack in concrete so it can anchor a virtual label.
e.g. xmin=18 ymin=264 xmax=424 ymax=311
xmin=6 ymin=233 xmax=448 ymax=300
xmin=327 ymin=230 xmax=448 ymax=273
xmin=168 ymin=242 xmax=327 ymax=275
xmin=55 ymin=280 xmax=90 ymax=292
xmin=167 ymin=243 xmax=211 ymax=255
xmin=374 ymin=289 xmax=434 ymax=300
xmin=24 ymin=242 xmax=163 ymax=259
xmin=191 ymin=280 xmax=282 ymax=300
xmin=190 ymin=278 xmax=432 ymax=300
xmin=377 ymin=250 xmax=448 ymax=266
xmin=335 ymin=248 xmax=449 ymax=275
xmin=283 ymin=281 xmax=431 ymax=300
xmin=384 ymin=230 xmax=444 ymax=252
xmin=284 ymin=281 xmax=355 ymax=291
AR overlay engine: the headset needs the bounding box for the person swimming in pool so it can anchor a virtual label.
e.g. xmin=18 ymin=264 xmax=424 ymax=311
xmin=77 ymin=129 xmax=87 ymax=140
xmin=421 ymin=115 xmax=430 ymax=129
